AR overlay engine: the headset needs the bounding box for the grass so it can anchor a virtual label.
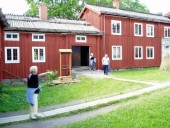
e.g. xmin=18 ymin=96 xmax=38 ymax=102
xmin=59 ymin=86 xmax=170 ymax=128
xmin=111 ymin=67 xmax=170 ymax=82
xmin=0 ymin=76 xmax=147 ymax=112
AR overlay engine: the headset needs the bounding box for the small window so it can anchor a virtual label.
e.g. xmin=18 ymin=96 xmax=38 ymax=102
xmin=32 ymin=47 xmax=45 ymax=62
xmin=5 ymin=47 xmax=20 ymax=63
xmin=112 ymin=46 xmax=122 ymax=60
xmin=76 ymin=35 xmax=87 ymax=42
xmin=146 ymin=24 xmax=154 ymax=37
xmin=32 ymin=34 xmax=45 ymax=41
xmin=134 ymin=46 xmax=143 ymax=59
xmin=164 ymin=27 xmax=170 ymax=38
xmin=134 ymin=23 xmax=143 ymax=36
xmin=146 ymin=47 xmax=154 ymax=59
xmin=5 ymin=32 xmax=19 ymax=41
xmin=111 ymin=20 xmax=122 ymax=35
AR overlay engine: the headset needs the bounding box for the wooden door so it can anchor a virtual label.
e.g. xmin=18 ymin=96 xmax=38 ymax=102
xmin=72 ymin=46 xmax=81 ymax=67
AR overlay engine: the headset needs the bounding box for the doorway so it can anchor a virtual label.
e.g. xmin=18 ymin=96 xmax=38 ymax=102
xmin=72 ymin=46 xmax=89 ymax=67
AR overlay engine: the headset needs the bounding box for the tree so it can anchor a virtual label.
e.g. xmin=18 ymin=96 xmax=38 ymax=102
xmin=25 ymin=0 xmax=150 ymax=18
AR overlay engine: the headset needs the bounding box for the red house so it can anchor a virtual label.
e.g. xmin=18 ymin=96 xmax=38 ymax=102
xmin=80 ymin=2 xmax=170 ymax=69
xmin=0 ymin=9 xmax=9 ymax=81
xmin=2 ymin=1 xmax=170 ymax=80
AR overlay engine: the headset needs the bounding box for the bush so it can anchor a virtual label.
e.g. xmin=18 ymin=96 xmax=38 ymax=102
xmin=46 ymin=70 xmax=58 ymax=85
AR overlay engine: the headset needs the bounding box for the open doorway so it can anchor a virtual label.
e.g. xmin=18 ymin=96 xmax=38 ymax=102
xmin=72 ymin=46 xmax=89 ymax=67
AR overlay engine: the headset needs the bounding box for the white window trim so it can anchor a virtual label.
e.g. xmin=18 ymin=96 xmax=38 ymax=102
xmin=32 ymin=47 xmax=46 ymax=63
xmin=146 ymin=46 xmax=154 ymax=59
xmin=134 ymin=23 xmax=143 ymax=37
xmin=32 ymin=34 xmax=45 ymax=42
xmin=76 ymin=35 xmax=87 ymax=42
xmin=164 ymin=27 xmax=170 ymax=38
xmin=134 ymin=46 xmax=143 ymax=60
xmin=5 ymin=47 xmax=20 ymax=63
xmin=111 ymin=20 xmax=122 ymax=35
xmin=112 ymin=46 xmax=122 ymax=60
xmin=5 ymin=32 xmax=19 ymax=41
xmin=146 ymin=24 xmax=154 ymax=37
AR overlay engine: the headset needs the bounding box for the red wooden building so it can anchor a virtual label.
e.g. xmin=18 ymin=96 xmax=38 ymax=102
xmin=0 ymin=9 xmax=9 ymax=81
xmin=2 ymin=1 xmax=170 ymax=80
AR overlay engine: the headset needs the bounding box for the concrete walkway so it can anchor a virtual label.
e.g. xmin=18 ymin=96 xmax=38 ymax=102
xmin=1 ymin=70 xmax=170 ymax=126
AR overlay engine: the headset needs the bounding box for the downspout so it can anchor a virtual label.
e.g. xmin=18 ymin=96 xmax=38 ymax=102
xmin=103 ymin=15 xmax=106 ymax=54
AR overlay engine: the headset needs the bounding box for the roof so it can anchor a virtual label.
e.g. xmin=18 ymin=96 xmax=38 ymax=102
xmin=5 ymin=14 xmax=103 ymax=35
xmin=83 ymin=4 xmax=170 ymax=24
xmin=0 ymin=9 xmax=9 ymax=27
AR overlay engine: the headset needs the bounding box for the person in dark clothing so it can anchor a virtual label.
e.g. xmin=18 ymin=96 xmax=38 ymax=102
xmin=89 ymin=53 xmax=96 ymax=70
xmin=26 ymin=66 xmax=51 ymax=119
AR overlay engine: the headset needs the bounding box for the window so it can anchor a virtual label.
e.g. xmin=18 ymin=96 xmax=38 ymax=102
xmin=76 ymin=35 xmax=87 ymax=42
xmin=146 ymin=47 xmax=154 ymax=59
xmin=32 ymin=34 xmax=45 ymax=41
xmin=112 ymin=46 xmax=122 ymax=60
xmin=111 ymin=20 xmax=122 ymax=35
xmin=164 ymin=27 xmax=170 ymax=38
xmin=5 ymin=47 xmax=20 ymax=63
xmin=134 ymin=46 xmax=143 ymax=59
xmin=5 ymin=32 xmax=19 ymax=41
xmin=134 ymin=23 xmax=143 ymax=36
xmin=146 ymin=24 xmax=154 ymax=37
xmin=32 ymin=47 xmax=45 ymax=62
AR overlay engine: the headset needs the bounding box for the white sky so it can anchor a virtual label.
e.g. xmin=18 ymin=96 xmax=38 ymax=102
xmin=0 ymin=0 xmax=169 ymax=15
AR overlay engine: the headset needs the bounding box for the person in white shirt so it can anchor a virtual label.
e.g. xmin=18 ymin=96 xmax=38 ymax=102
xmin=102 ymin=54 xmax=110 ymax=75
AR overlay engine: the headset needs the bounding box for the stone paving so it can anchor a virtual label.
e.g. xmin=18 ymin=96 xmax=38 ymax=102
xmin=1 ymin=70 xmax=170 ymax=127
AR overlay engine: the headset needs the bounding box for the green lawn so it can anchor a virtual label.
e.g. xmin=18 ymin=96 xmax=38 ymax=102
xmin=0 ymin=76 xmax=147 ymax=112
xmin=59 ymin=86 xmax=170 ymax=128
xmin=111 ymin=67 xmax=170 ymax=82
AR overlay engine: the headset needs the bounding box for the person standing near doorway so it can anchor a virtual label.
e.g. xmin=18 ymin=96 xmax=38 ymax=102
xmin=102 ymin=54 xmax=110 ymax=75
xmin=89 ymin=53 xmax=95 ymax=70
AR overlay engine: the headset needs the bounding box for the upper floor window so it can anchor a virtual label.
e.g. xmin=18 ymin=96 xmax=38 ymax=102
xmin=134 ymin=23 xmax=143 ymax=36
xmin=76 ymin=35 xmax=87 ymax=42
xmin=112 ymin=46 xmax=122 ymax=60
xmin=5 ymin=32 xmax=19 ymax=41
xmin=146 ymin=24 xmax=154 ymax=37
xmin=5 ymin=47 xmax=20 ymax=63
xmin=111 ymin=20 xmax=122 ymax=35
xmin=146 ymin=47 xmax=154 ymax=59
xmin=134 ymin=46 xmax=143 ymax=59
xmin=32 ymin=34 xmax=45 ymax=42
xmin=164 ymin=27 xmax=170 ymax=38
xmin=32 ymin=47 xmax=45 ymax=62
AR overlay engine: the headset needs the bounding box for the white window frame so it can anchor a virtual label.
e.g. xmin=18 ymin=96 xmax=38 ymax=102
xmin=134 ymin=23 xmax=143 ymax=36
xmin=32 ymin=47 xmax=46 ymax=63
xmin=112 ymin=46 xmax=122 ymax=60
xmin=164 ymin=27 xmax=170 ymax=38
xmin=146 ymin=24 xmax=154 ymax=37
xmin=146 ymin=46 xmax=154 ymax=59
xmin=111 ymin=20 xmax=122 ymax=35
xmin=32 ymin=34 xmax=45 ymax=42
xmin=134 ymin=46 xmax=143 ymax=60
xmin=76 ymin=35 xmax=87 ymax=42
xmin=5 ymin=47 xmax=20 ymax=63
xmin=5 ymin=32 xmax=19 ymax=41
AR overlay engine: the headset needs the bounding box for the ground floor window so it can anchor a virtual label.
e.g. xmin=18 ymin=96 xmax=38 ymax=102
xmin=146 ymin=47 xmax=154 ymax=59
xmin=134 ymin=46 xmax=143 ymax=59
xmin=112 ymin=46 xmax=122 ymax=60
xmin=32 ymin=47 xmax=45 ymax=62
xmin=5 ymin=47 xmax=20 ymax=63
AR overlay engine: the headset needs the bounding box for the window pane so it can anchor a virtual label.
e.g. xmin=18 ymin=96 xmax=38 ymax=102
xmin=6 ymin=34 xmax=11 ymax=38
xmin=39 ymin=35 xmax=44 ymax=39
xmin=34 ymin=49 xmax=38 ymax=60
xmin=7 ymin=49 xmax=11 ymax=60
xmin=13 ymin=49 xmax=18 ymax=60
xmin=39 ymin=49 xmax=44 ymax=60
xmin=13 ymin=34 xmax=18 ymax=39
xmin=33 ymin=35 xmax=38 ymax=39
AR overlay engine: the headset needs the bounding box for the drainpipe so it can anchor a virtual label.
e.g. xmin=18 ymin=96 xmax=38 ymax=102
xmin=103 ymin=15 xmax=106 ymax=54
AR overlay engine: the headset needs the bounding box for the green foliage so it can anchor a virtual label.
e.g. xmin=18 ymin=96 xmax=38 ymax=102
xmin=25 ymin=0 xmax=150 ymax=18
xmin=45 ymin=70 xmax=58 ymax=85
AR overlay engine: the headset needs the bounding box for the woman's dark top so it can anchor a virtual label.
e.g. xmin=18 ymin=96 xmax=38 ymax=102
xmin=27 ymin=74 xmax=40 ymax=94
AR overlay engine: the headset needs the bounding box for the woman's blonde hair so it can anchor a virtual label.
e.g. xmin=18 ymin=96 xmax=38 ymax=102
xmin=30 ymin=66 xmax=38 ymax=74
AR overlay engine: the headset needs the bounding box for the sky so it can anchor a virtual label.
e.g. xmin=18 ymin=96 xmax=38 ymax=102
xmin=0 ymin=0 xmax=169 ymax=15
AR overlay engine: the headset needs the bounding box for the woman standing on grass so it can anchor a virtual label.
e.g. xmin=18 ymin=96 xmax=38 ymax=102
xmin=102 ymin=54 xmax=110 ymax=75
xmin=26 ymin=66 xmax=50 ymax=119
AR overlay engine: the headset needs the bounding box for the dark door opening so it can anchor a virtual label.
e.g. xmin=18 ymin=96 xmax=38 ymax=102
xmin=72 ymin=46 xmax=89 ymax=67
